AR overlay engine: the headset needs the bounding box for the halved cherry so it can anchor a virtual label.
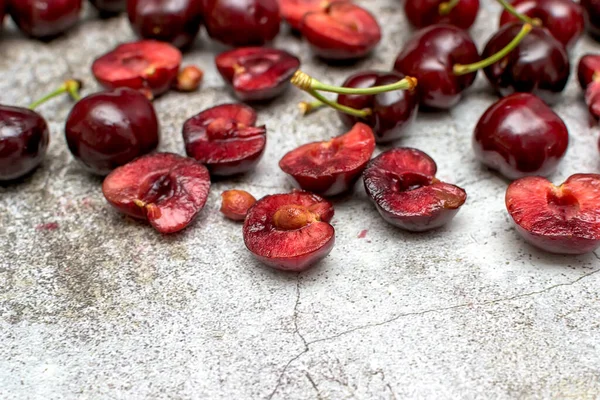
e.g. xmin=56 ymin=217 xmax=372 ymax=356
xmin=215 ymin=47 xmax=300 ymax=102
xmin=92 ymin=40 xmax=182 ymax=98
xmin=182 ymin=104 xmax=267 ymax=176
xmin=243 ymin=191 xmax=335 ymax=271
xmin=506 ymin=174 xmax=600 ymax=254
xmin=220 ymin=190 xmax=256 ymax=221
xmin=300 ymin=2 xmax=381 ymax=60
xmin=363 ymin=148 xmax=467 ymax=232
xmin=279 ymin=123 xmax=375 ymax=196
xmin=279 ymin=0 xmax=348 ymax=30
xmin=102 ymin=152 xmax=211 ymax=234
xmin=577 ymin=55 xmax=600 ymax=120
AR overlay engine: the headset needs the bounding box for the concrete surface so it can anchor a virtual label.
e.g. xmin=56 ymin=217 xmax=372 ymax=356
xmin=1 ymin=1 xmax=600 ymax=399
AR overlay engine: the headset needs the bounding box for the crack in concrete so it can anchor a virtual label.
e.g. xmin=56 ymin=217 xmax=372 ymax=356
xmin=266 ymin=267 xmax=600 ymax=399
xmin=293 ymin=275 xmax=308 ymax=348
xmin=305 ymin=372 xmax=323 ymax=400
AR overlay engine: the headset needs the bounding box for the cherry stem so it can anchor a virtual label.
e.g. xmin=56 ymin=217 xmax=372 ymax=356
xmin=453 ymin=23 xmax=532 ymax=76
xmin=28 ymin=79 xmax=82 ymax=110
xmin=439 ymin=0 xmax=460 ymax=15
xmin=291 ymin=70 xmax=418 ymax=95
xmin=495 ymin=0 xmax=542 ymax=26
xmin=299 ymin=100 xmax=326 ymax=116
xmin=302 ymin=89 xmax=372 ymax=118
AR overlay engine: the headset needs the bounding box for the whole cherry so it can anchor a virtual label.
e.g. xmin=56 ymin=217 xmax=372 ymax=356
xmin=577 ymin=54 xmax=600 ymax=120
xmin=127 ymin=0 xmax=203 ymax=49
xmin=580 ymin=0 xmax=600 ymax=41
xmin=65 ymin=87 xmax=160 ymax=176
xmin=202 ymin=0 xmax=280 ymax=47
xmin=473 ymin=93 xmax=569 ymax=180
xmin=498 ymin=0 xmax=584 ymax=51
xmin=404 ymin=0 xmax=480 ymax=30
xmin=9 ymin=0 xmax=83 ymax=39
xmin=0 ymin=0 xmax=5 ymax=30
xmin=89 ymin=0 xmax=126 ymax=16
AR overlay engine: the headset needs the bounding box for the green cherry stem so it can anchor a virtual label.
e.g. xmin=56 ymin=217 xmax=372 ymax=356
xmin=303 ymin=89 xmax=371 ymax=118
xmin=495 ymin=0 xmax=542 ymax=26
xmin=28 ymin=79 xmax=82 ymax=110
xmin=439 ymin=0 xmax=460 ymax=15
xmin=298 ymin=100 xmax=326 ymax=116
xmin=291 ymin=70 xmax=418 ymax=95
xmin=453 ymin=23 xmax=532 ymax=76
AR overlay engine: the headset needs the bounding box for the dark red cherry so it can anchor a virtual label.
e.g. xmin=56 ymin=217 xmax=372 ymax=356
xmin=9 ymin=0 xmax=82 ymax=39
xmin=482 ymin=23 xmax=570 ymax=105
xmin=473 ymin=93 xmax=568 ymax=180
xmin=404 ymin=0 xmax=480 ymax=30
xmin=581 ymin=0 xmax=600 ymax=41
xmin=65 ymin=88 xmax=160 ymax=176
xmin=279 ymin=0 xmax=348 ymax=31
xmin=127 ymin=0 xmax=203 ymax=49
xmin=0 ymin=0 xmax=6 ymax=29
xmin=300 ymin=2 xmax=381 ymax=60
xmin=499 ymin=0 xmax=584 ymax=51
xmin=337 ymin=71 xmax=419 ymax=143
xmin=0 ymin=106 xmax=49 ymax=181
xmin=393 ymin=24 xmax=479 ymax=109
xmin=215 ymin=47 xmax=300 ymax=101
xmin=202 ymin=0 xmax=280 ymax=47
xmin=89 ymin=0 xmax=126 ymax=16
xmin=578 ymin=55 xmax=600 ymax=119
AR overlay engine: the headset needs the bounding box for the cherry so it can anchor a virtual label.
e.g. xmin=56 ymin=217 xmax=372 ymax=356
xmin=0 ymin=0 xmax=5 ymax=30
xmin=473 ymin=93 xmax=568 ymax=180
xmin=220 ymin=189 xmax=256 ymax=221
xmin=577 ymin=54 xmax=600 ymax=120
xmin=127 ymin=0 xmax=203 ymax=49
xmin=300 ymin=2 xmax=381 ymax=60
xmin=279 ymin=0 xmax=348 ymax=31
xmin=9 ymin=0 xmax=82 ymax=39
xmin=182 ymin=104 xmax=267 ymax=176
xmin=335 ymin=70 xmax=419 ymax=143
xmin=506 ymin=174 xmax=600 ymax=254
xmin=363 ymin=148 xmax=466 ymax=232
xmin=215 ymin=47 xmax=300 ymax=102
xmin=202 ymin=0 xmax=280 ymax=47
xmin=498 ymin=0 xmax=584 ymax=51
xmin=102 ymin=152 xmax=211 ymax=234
xmin=92 ymin=40 xmax=182 ymax=99
xmin=404 ymin=0 xmax=480 ymax=30
xmin=482 ymin=22 xmax=570 ymax=104
xmin=65 ymin=87 xmax=160 ymax=176
xmin=243 ymin=191 xmax=335 ymax=271
xmin=279 ymin=123 xmax=375 ymax=196
xmin=578 ymin=0 xmax=600 ymax=41
xmin=89 ymin=0 xmax=126 ymax=16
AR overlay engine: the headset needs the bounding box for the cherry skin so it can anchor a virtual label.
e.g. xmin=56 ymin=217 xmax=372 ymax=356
xmin=89 ymin=0 xmax=126 ymax=16
xmin=473 ymin=93 xmax=569 ymax=180
xmin=499 ymin=0 xmax=584 ymax=51
xmin=202 ymin=0 xmax=280 ymax=47
xmin=482 ymin=22 xmax=570 ymax=105
xmin=9 ymin=0 xmax=83 ymax=39
xmin=0 ymin=0 xmax=5 ymax=30
xmin=127 ymin=0 xmax=203 ymax=49
xmin=581 ymin=0 xmax=600 ymax=41
xmin=336 ymin=71 xmax=419 ymax=143
xmin=0 ymin=106 xmax=49 ymax=182
xmin=393 ymin=24 xmax=479 ymax=109
xmin=65 ymin=88 xmax=160 ymax=176
xmin=404 ymin=0 xmax=480 ymax=30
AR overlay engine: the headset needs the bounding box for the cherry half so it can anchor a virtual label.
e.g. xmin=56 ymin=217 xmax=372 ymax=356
xmin=279 ymin=122 xmax=375 ymax=196
xmin=202 ymin=0 xmax=280 ymax=47
xmin=92 ymin=40 xmax=182 ymax=98
xmin=215 ymin=47 xmax=300 ymax=101
xmin=90 ymin=0 xmax=126 ymax=16
xmin=127 ymin=0 xmax=203 ymax=49
xmin=183 ymin=104 xmax=266 ymax=176
xmin=279 ymin=0 xmax=348 ymax=31
xmin=577 ymin=54 xmax=600 ymax=120
xmin=473 ymin=93 xmax=568 ymax=180
xmin=404 ymin=0 xmax=480 ymax=30
xmin=363 ymin=148 xmax=467 ymax=232
xmin=102 ymin=152 xmax=211 ymax=234
xmin=581 ymin=0 xmax=600 ymax=41
xmin=498 ymin=0 xmax=584 ymax=51
xmin=65 ymin=87 xmax=160 ymax=176
xmin=300 ymin=2 xmax=381 ymax=60
xmin=9 ymin=0 xmax=82 ymax=39
xmin=506 ymin=174 xmax=600 ymax=254
xmin=243 ymin=191 xmax=335 ymax=271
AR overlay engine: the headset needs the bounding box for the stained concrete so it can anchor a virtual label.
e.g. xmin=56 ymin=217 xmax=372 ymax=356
xmin=1 ymin=1 xmax=599 ymax=399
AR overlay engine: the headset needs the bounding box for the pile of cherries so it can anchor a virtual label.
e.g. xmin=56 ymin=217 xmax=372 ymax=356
xmin=1 ymin=0 xmax=600 ymax=273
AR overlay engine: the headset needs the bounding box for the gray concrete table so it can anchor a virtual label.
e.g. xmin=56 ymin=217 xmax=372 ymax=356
xmin=1 ymin=1 xmax=599 ymax=399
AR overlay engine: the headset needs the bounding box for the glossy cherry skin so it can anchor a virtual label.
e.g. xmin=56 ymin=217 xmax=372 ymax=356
xmin=393 ymin=24 xmax=479 ymax=109
xmin=127 ymin=0 xmax=203 ymax=49
xmin=202 ymin=0 xmax=280 ymax=47
xmin=473 ymin=93 xmax=568 ymax=180
xmin=65 ymin=88 xmax=160 ymax=176
xmin=0 ymin=0 xmax=6 ymax=30
xmin=89 ymin=0 xmax=126 ymax=16
xmin=581 ymin=0 xmax=600 ymax=41
xmin=337 ymin=71 xmax=419 ymax=143
xmin=578 ymin=54 xmax=600 ymax=90
xmin=0 ymin=106 xmax=49 ymax=181
xmin=499 ymin=0 xmax=584 ymax=51
xmin=404 ymin=0 xmax=479 ymax=30
xmin=9 ymin=0 xmax=83 ymax=39
xmin=482 ymin=23 xmax=570 ymax=105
